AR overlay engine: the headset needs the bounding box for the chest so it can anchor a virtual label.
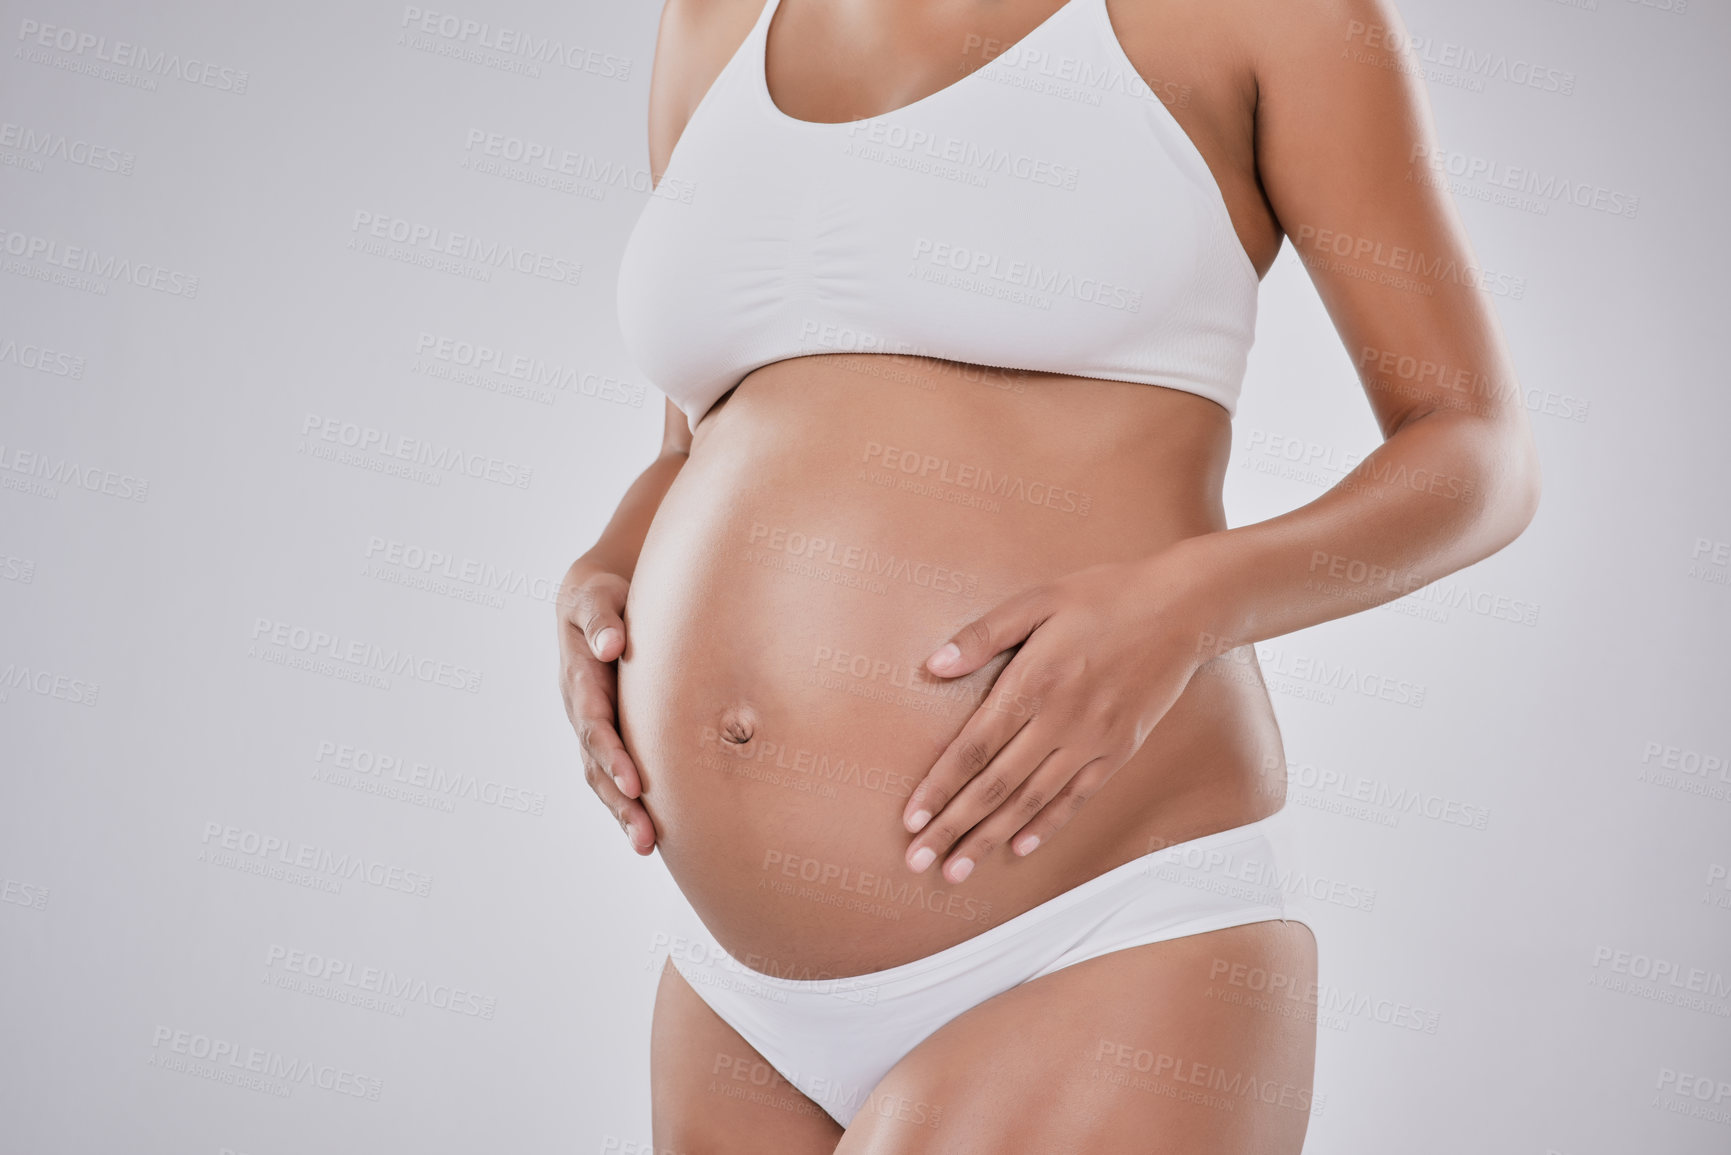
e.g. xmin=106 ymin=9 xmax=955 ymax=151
xmin=763 ymin=0 xmax=1264 ymax=270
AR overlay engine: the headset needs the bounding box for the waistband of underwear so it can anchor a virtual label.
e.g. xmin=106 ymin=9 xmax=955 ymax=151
xmin=687 ymin=811 xmax=1291 ymax=996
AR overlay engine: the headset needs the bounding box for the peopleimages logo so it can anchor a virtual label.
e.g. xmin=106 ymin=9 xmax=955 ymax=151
xmin=0 ymin=120 xmax=135 ymax=176
xmin=842 ymin=120 xmax=1082 ymax=190
xmin=300 ymin=413 xmax=533 ymax=489
xmin=1293 ymin=225 xmax=1526 ymax=300
xmin=148 ymin=1026 xmax=382 ymax=1100
xmin=1343 ymin=20 xmax=1577 ymax=96
xmin=199 ymin=820 xmax=435 ymax=898
xmin=861 ymin=438 xmax=1093 ymax=516
xmin=909 ymin=236 xmax=1143 ymax=313
xmin=1409 ymin=144 xmax=1639 ymax=219
xmin=264 ymin=944 xmax=499 ymax=1019
xmin=15 ymin=19 xmax=252 ymax=93
xmin=0 ymin=225 xmax=200 ymax=297
xmin=349 ymin=210 xmax=582 ymax=286
xmin=0 ymin=443 xmax=149 ymax=500
xmin=0 ymin=661 xmax=99 ymax=706
xmin=0 ymin=332 xmax=87 ymax=377
xmin=397 ymin=6 xmax=633 ymax=80
xmin=249 ymin=616 xmax=484 ymax=694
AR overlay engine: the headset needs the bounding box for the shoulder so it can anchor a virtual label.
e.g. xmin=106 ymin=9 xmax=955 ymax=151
xmin=646 ymin=0 xmax=769 ymax=175
xmin=1229 ymin=0 xmax=1410 ymax=47
xmin=655 ymin=0 xmax=767 ymax=70
xmin=1234 ymin=0 xmax=1433 ymax=187
xmin=1228 ymin=0 xmax=1420 ymax=94
xmin=1109 ymin=0 xmax=1407 ymax=64
xmin=1104 ymin=0 xmax=1418 ymax=145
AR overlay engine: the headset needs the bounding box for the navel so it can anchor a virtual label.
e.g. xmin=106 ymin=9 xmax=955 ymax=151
xmin=718 ymin=703 xmax=758 ymax=745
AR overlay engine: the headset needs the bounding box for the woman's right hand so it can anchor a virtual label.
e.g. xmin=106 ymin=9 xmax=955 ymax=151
xmin=556 ymin=559 xmax=656 ymax=855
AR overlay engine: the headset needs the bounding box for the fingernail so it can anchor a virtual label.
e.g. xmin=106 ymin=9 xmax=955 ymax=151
xmin=929 ymin=643 xmax=960 ymax=671
xmin=949 ymin=857 xmax=974 ymax=883
xmin=593 ymin=627 xmax=620 ymax=656
xmin=1014 ymin=834 xmax=1040 ymax=856
xmin=906 ymin=809 xmax=931 ymax=833
xmin=909 ymin=846 xmax=936 ymax=872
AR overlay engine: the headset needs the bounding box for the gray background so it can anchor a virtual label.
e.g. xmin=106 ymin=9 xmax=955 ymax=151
xmin=2 ymin=0 xmax=1727 ymax=1152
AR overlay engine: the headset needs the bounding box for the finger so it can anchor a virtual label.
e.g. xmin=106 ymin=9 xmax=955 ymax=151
xmin=901 ymin=662 xmax=1038 ymax=834
xmin=925 ymin=585 xmax=1054 ymax=678
xmin=557 ymin=591 xmax=643 ymax=800
xmin=943 ymin=744 xmax=1098 ymax=871
xmin=558 ymin=571 xmax=629 ymax=662
xmin=582 ymin=746 xmax=658 ymax=853
xmin=559 ymin=624 xmax=646 ymax=800
xmin=906 ymin=718 xmax=1049 ymax=880
xmin=574 ymin=694 xmax=645 ymax=801
xmin=1006 ymin=755 xmax=1118 ymax=858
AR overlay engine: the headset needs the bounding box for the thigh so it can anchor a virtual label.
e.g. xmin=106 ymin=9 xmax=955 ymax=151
xmin=836 ymin=920 xmax=1319 ymax=1155
xmin=651 ymin=958 xmax=846 ymax=1154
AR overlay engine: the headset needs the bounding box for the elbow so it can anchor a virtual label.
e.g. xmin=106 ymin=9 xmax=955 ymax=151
xmin=1457 ymin=415 xmax=1543 ymax=554
xmin=1514 ymin=421 xmax=1544 ymax=526
xmin=1517 ymin=455 xmax=1543 ymax=531
xmin=1497 ymin=436 xmax=1544 ymax=544
xmin=1421 ymin=406 xmax=1545 ymax=544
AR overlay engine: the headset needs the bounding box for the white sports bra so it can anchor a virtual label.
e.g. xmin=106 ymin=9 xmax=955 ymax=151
xmin=616 ymin=0 xmax=1260 ymax=433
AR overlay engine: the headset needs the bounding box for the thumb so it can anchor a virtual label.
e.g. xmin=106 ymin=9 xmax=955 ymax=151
xmin=588 ymin=609 xmax=626 ymax=663
xmin=926 ymin=588 xmax=1051 ymax=677
xmin=564 ymin=571 xmax=628 ymax=662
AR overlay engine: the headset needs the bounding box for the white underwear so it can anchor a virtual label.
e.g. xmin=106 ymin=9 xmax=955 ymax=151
xmin=668 ymin=814 xmax=1313 ymax=1128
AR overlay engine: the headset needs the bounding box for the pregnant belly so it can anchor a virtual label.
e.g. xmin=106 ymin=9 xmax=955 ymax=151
xmin=615 ymin=358 xmax=1282 ymax=979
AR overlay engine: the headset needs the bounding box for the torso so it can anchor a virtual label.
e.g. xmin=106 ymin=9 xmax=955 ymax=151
xmin=616 ymin=0 xmax=1289 ymax=980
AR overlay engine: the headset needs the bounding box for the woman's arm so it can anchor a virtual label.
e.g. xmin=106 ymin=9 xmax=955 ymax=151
xmin=1166 ymin=0 xmax=1542 ymax=655
xmin=569 ymin=399 xmax=692 ymax=583
xmin=556 ymin=0 xmax=757 ymax=854
xmin=898 ymin=0 xmax=1542 ymax=881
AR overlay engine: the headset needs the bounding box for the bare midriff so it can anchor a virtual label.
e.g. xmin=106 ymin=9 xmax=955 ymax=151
xmin=616 ymin=352 xmax=1286 ymax=980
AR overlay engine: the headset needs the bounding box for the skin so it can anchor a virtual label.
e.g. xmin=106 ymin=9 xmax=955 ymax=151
xmin=556 ymin=0 xmax=1542 ymax=1146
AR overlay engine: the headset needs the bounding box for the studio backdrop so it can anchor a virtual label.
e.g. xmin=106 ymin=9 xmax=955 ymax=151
xmin=1 ymin=0 xmax=1727 ymax=1152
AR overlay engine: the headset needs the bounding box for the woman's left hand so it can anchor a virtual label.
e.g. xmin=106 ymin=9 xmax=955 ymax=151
xmin=901 ymin=550 xmax=1225 ymax=883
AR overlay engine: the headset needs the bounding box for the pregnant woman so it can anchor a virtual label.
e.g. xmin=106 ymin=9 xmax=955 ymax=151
xmin=558 ymin=0 xmax=1540 ymax=1148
